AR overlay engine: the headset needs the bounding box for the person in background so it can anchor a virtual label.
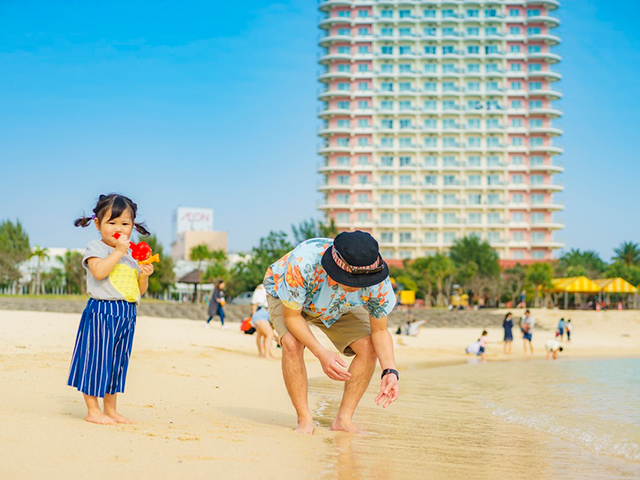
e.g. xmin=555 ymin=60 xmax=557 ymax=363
xmin=251 ymin=284 xmax=275 ymax=360
xmin=502 ymin=312 xmax=514 ymax=354
xmin=566 ymin=319 xmax=573 ymax=342
xmin=206 ymin=280 xmax=226 ymax=329
xmin=520 ymin=310 xmax=534 ymax=356
xmin=517 ymin=290 xmax=527 ymax=308
xmin=466 ymin=330 xmax=489 ymax=363
xmin=556 ymin=318 xmax=566 ymax=341
xmin=545 ymin=339 xmax=564 ymax=360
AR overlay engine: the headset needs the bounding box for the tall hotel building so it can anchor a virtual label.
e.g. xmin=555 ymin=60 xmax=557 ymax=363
xmin=317 ymin=1 xmax=564 ymax=263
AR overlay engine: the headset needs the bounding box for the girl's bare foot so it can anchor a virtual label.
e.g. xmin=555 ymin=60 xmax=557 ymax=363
xmin=86 ymin=412 xmax=118 ymax=425
xmin=105 ymin=411 xmax=135 ymax=424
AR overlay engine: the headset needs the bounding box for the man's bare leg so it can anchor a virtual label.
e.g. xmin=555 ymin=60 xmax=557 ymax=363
xmin=104 ymin=393 xmax=134 ymax=424
xmin=83 ymin=394 xmax=117 ymax=425
xmin=281 ymin=333 xmax=314 ymax=434
xmin=331 ymin=336 xmax=377 ymax=434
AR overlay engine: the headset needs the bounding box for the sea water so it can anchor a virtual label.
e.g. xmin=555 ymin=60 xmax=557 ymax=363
xmin=310 ymin=358 xmax=640 ymax=479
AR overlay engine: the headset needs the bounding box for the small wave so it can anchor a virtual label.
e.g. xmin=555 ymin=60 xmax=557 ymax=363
xmin=490 ymin=405 xmax=640 ymax=462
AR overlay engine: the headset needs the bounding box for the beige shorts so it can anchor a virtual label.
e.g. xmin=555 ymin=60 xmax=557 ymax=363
xmin=267 ymin=295 xmax=371 ymax=356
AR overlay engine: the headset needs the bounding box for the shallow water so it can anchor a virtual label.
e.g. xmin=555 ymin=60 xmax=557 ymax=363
xmin=310 ymin=358 xmax=640 ymax=479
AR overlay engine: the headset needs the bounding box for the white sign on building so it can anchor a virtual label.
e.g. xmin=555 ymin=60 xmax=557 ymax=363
xmin=173 ymin=207 xmax=214 ymax=238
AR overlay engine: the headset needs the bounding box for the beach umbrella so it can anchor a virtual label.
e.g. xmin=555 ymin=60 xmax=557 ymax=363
xmin=178 ymin=269 xmax=204 ymax=303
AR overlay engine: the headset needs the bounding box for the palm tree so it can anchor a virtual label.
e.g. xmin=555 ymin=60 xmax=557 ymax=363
xmin=189 ymin=244 xmax=211 ymax=272
xmin=30 ymin=246 xmax=49 ymax=295
xmin=613 ymin=241 xmax=640 ymax=266
xmin=425 ymin=253 xmax=456 ymax=307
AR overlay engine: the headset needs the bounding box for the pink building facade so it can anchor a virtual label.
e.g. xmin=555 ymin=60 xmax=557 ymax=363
xmin=318 ymin=0 xmax=564 ymax=262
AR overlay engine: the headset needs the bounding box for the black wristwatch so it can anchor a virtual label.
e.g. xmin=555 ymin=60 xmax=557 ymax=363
xmin=381 ymin=368 xmax=399 ymax=381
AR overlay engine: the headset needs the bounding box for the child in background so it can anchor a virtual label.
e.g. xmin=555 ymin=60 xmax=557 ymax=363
xmin=466 ymin=330 xmax=489 ymax=363
xmin=67 ymin=194 xmax=154 ymax=425
xmin=566 ymin=319 xmax=573 ymax=342
xmin=556 ymin=318 xmax=566 ymax=341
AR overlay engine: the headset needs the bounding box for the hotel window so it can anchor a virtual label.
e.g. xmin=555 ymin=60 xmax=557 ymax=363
xmin=485 ymin=45 xmax=499 ymax=54
xmin=357 ymin=193 xmax=369 ymax=203
xmin=358 ymin=82 xmax=369 ymax=91
xmin=528 ymin=27 xmax=541 ymax=35
xmin=380 ymin=137 xmax=394 ymax=147
xmin=530 ymin=137 xmax=543 ymax=147
xmin=510 ymin=63 xmax=521 ymax=72
xmin=443 ymin=82 xmax=456 ymax=92
xmin=531 ymin=213 xmax=544 ymax=224
xmin=381 ymin=46 xmax=393 ymax=55
xmin=358 ymin=28 xmax=369 ymax=35
xmin=467 ymin=82 xmax=480 ymax=92
xmin=529 ymin=82 xmax=542 ymax=91
xmin=511 ymin=100 xmax=522 ymax=109
xmin=425 ymin=232 xmax=438 ymax=243
xmin=468 ymin=194 xmax=482 ymax=205
xmin=399 ymin=156 xmax=413 ymax=166
xmin=399 ymin=194 xmax=413 ymax=205
xmin=443 ymin=175 xmax=457 ymax=186
xmin=380 ymin=156 xmax=393 ymax=166
xmin=424 ymin=213 xmax=438 ymax=224
xmin=487 ymin=213 xmax=500 ymax=224
xmin=527 ymin=9 xmax=540 ymax=17
xmin=380 ymin=232 xmax=393 ymax=242
xmin=424 ymin=156 xmax=437 ymax=166
xmin=487 ymin=137 xmax=500 ymax=148
xmin=396 ymin=64 xmax=410 ymax=74
xmin=485 ymin=27 xmax=498 ymax=36
xmin=442 ymin=64 xmax=456 ymax=73
xmin=381 ymin=82 xmax=393 ymax=92
xmin=336 ymin=213 xmax=350 ymax=223
xmin=380 ymin=100 xmax=393 ymax=110
xmin=337 ymin=156 xmax=350 ymax=166
xmin=399 ymin=214 xmax=413 ymax=225
xmin=512 ymin=212 xmax=524 ymax=222
xmin=510 ymin=81 xmax=522 ymax=91
xmin=487 ymin=119 xmax=500 ymax=129
xmin=530 ymin=119 xmax=543 ymax=128
xmin=487 ymin=174 xmax=500 ymax=185
xmin=511 ymin=156 xmax=523 ymax=165
xmin=531 ymin=156 xmax=544 ymax=166
xmin=380 ymin=175 xmax=394 ymax=186
xmin=531 ymin=232 xmax=544 ymax=243
xmin=467 ymin=64 xmax=480 ymax=73
xmin=399 ymin=10 xmax=412 ymax=18
xmin=488 ymin=232 xmax=501 ymax=243
xmin=443 ymin=155 xmax=457 ymax=166
xmin=511 ymin=193 xmax=524 ymax=203
xmin=423 ymin=9 xmax=436 ymax=18
xmin=467 ymin=9 xmax=479 ymax=17
xmin=337 ymin=82 xmax=350 ymax=91
xmin=468 ymin=213 xmax=481 ymax=225
xmin=380 ymin=194 xmax=394 ymax=204
xmin=510 ymin=45 xmax=521 ymax=53
xmin=511 ymin=118 xmax=522 ymax=128
xmin=443 ymin=137 xmax=457 ymax=147
xmin=512 ymin=250 xmax=524 ymax=259
xmin=468 ymin=175 xmax=481 ymax=186
xmin=380 ymin=213 xmax=394 ymax=223
xmin=468 ymin=137 xmax=481 ymax=148
xmin=380 ymin=119 xmax=393 ymax=130
xmin=381 ymin=27 xmax=393 ymax=37
xmin=424 ymin=194 xmax=437 ymax=204
xmin=424 ymin=81 xmax=437 ymax=92
xmin=528 ymin=45 xmax=542 ymax=53
xmin=510 ymin=27 xmax=521 ymax=35
xmin=399 ymin=28 xmax=412 ymax=37
xmin=399 ymin=120 xmax=412 ymax=130
xmin=337 ymin=194 xmax=350 ymax=204
xmin=442 ymin=27 xmax=456 ymax=37
xmin=512 ymin=175 xmax=523 ymax=184
xmin=399 ymin=137 xmax=412 ymax=147
xmin=337 ymin=46 xmax=350 ymax=54
xmin=381 ymin=64 xmax=393 ymax=74
xmin=485 ymin=9 xmax=497 ymax=17
xmin=399 ymin=232 xmax=412 ymax=243
xmin=443 ymin=194 xmax=457 ymax=205
xmin=399 ymin=46 xmax=412 ymax=55
xmin=357 ymin=10 xmax=369 ymax=18
xmin=338 ymin=28 xmax=350 ymax=36
xmin=467 ymin=45 xmax=480 ymax=54
xmin=424 ymin=175 xmax=437 ymax=185
xmin=337 ymin=101 xmax=350 ymax=110
xmin=338 ymin=64 xmax=350 ymax=72
xmin=358 ymin=119 xmax=370 ymax=128
xmin=424 ymin=119 xmax=437 ymax=129
xmin=337 ymin=138 xmax=350 ymax=147
xmin=486 ymin=64 xmax=499 ymax=73
xmin=358 ymin=156 xmax=369 ymax=165
xmin=381 ymin=10 xmax=393 ymax=18
xmin=358 ymin=100 xmax=369 ymax=108
xmin=512 ymin=232 xmax=524 ymax=242
xmin=424 ymin=64 xmax=437 ymax=73
xmin=529 ymin=100 xmax=543 ymax=109
xmin=532 ymin=250 xmax=545 ymax=260
xmin=424 ymin=27 xmax=436 ymax=36
xmin=467 ymin=27 xmax=480 ymax=36
xmin=442 ymin=100 xmax=457 ymax=110
xmin=424 ymin=100 xmax=437 ymax=110
xmin=468 ymin=156 xmax=481 ymax=167
xmin=399 ymin=101 xmax=412 ymax=110
xmin=466 ymin=119 xmax=480 ymax=129
xmin=337 ymin=175 xmax=351 ymax=185
xmin=442 ymin=9 xmax=455 ymax=18
xmin=511 ymin=137 xmax=523 ymax=146
xmin=424 ymin=137 xmax=438 ymax=147
xmin=529 ymin=64 xmax=542 ymax=72
xmin=358 ymin=138 xmax=370 ymax=147
xmin=338 ymin=11 xmax=350 ymax=18
xmin=443 ymin=232 xmax=457 ymax=243
xmin=443 ymin=213 xmax=457 ymax=224
xmin=531 ymin=175 xmax=543 ymax=185
xmin=487 ymin=155 xmax=501 ymax=166
xmin=399 ymin=82 xmax=412 ymax=92
xmin=509 ymin=9 xmax=519 ymax=17
xmin=442 ymin=46 xmax=455 ymax=55
xmin=337 ymin=119 xmax=350 ymax=128
xmin=531 ymin=194 xmax=544 ymax=204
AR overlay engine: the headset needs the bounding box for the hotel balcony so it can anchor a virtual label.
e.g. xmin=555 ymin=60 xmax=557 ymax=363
xmin=319 ymin=16 xmax=374 ymax=29
xmin=318 ymin=52 xmax=374 ymax=64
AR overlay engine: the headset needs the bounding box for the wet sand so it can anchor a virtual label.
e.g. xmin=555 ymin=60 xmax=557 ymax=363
xmin=0 ymin=308 xmax=639 ymax=479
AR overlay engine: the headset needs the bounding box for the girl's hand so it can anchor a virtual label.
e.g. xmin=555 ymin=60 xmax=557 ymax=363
xmin=139 ymin=263 xmax=154 ymax=278
xmin=114 ymin=234 xmax=130 ymax=254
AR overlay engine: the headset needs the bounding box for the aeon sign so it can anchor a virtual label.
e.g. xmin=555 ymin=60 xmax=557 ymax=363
xmin=174 ymin=207 xmax=214 ymax=234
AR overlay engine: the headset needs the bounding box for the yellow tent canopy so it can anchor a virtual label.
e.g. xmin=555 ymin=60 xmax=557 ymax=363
xmin=552 ymin=277 xmax=602 ymax=293
xmin=594 ymin=278 xmax=638 ymax=294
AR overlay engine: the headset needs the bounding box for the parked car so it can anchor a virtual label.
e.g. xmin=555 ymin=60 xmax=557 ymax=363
xmin=230 ymin=291 xmax=253 ymax=305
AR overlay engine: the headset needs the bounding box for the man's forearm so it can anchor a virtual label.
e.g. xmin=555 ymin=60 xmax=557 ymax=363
xmin=371 ymin=328 xmax=397 ymax=370
xmin=283 ymin=313 xmax=326 ymax=357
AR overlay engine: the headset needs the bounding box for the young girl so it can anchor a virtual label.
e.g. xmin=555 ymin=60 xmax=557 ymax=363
xmin=67 ymin=194 xmax=154 ymax=425
xmin=206 ymin=280 xmax=226 ymax=329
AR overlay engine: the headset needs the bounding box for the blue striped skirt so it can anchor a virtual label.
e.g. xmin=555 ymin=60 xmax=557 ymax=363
xmin=67 ymin=298 xmax=137 ymax=398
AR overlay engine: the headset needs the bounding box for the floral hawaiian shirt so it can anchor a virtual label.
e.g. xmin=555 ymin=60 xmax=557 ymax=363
xmin=263 ymin=238 xmax=397 ymax=328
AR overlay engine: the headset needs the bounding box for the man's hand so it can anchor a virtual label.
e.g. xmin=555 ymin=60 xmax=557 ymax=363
xmin=374 ymin=374 xmax=399 ymax=408
xmin=318 ymin=349 xmax=351 ymax=382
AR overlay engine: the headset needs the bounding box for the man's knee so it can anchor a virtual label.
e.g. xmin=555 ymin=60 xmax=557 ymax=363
xmin=281 ymin=333 xmax=305 ymax=356
xmin=350 ymin=335 xmax=377 ymax=362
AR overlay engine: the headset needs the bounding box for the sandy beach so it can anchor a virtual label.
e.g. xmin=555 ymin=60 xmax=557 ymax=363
xmin=1 ymin=307 xmax=639 ymax=479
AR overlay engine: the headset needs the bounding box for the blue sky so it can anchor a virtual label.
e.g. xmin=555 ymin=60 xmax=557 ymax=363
xmin=0 ymin=0 xmax=639 ymax=260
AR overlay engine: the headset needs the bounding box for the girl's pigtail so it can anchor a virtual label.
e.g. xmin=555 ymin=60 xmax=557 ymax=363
xmin=74 ymin=214 xmax=94 ymax=228
xmin=134 ymin=223 xmax=151 ymax=236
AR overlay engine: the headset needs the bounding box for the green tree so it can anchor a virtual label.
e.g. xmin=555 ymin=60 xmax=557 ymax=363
xmin=449 ymin=235 xmax=500 ymax=279
xmin=57 ymin=251 xmax=86 ymax=295
xmin=189 ymin=244 xmax=212 ymax=271
xmin=426 ymin=253 xmax=457 ymax=307
xmin=556 ymin=249 xmax=606 ymax=278
xmin=143 ymin=235 xmax=176 ymax=295
xmin=503 ymin=263 xmax=527 ymax=306
xmin=525 ymin=262 xmax=554 ymax=307
xmin=0 ymin=219 xmax=30 ymax=287
xmin=613 ymin=241 xmax=640 ymax=266
xmin=291 ymin=218 xmax=338 ymax=244
xmin=203 ymin=249 xmax=229 ymax=283
xmin=228 ymin=231 xmax=293 ymax=297
xmin=42 ymin=267 xmax=65 ymax=293
xmin=604 ymin=262 xmax=640 ymax=287
xmin=30 ymin=245 xmax=49 ymax=295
